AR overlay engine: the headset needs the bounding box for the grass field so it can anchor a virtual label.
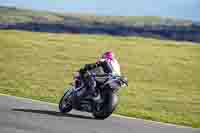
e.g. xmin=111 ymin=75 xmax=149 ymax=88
xmin=0 ymin=30 xmax=200 ymax=127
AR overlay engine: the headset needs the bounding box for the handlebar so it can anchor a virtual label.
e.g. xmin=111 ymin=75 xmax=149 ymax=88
xmin=87 ymin=71 xmax=128 ymax=86
xmin=87 ymin=71 xmax=116 ymax=77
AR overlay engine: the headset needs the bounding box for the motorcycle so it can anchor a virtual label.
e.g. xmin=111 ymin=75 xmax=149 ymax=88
xmin=58 ymin=71 xmax=128 ymax=119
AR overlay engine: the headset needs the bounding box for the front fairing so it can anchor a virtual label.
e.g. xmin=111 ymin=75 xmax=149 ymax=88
xmin=103 ymin=76 xmax=127 ymax=92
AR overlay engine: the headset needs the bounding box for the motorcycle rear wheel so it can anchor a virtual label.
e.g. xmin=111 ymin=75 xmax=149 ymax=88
xmin=59 ymin=89 xmax=73 ymax=113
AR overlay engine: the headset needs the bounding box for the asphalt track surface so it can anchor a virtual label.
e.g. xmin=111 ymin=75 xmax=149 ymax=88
xmin=0 ymin=94 xmax=199 ymax=133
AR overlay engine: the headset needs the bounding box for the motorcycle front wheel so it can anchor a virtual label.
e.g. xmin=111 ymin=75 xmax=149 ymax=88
xmin=93 ymin=91 xmax=118 ymax=120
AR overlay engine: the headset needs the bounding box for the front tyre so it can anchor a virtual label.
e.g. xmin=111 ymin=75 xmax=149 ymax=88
xmin=93 ymin=91 xmax=118 ymax=120
xmin=59 ymin=89 xmax=73 ymax=113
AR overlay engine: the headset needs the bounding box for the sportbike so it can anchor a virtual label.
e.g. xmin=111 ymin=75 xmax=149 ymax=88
xmin=59 ymin=71 xmax=128 ymax=119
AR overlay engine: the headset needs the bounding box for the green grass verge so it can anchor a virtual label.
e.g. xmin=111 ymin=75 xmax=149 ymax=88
xmin=0 ymin=30 xmax=200 ymax=128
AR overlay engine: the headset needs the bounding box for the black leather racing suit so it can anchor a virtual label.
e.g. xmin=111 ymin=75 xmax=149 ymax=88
xmin=79 ymin=59 xmax=113 ymax=97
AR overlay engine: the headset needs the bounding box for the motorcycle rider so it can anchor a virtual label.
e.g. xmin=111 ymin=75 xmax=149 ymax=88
xmin=78 ymin=51 xmax=121 ymax=99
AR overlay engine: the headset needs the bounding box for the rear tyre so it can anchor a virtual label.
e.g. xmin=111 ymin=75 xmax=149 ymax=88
xmin=93 ymin=91 xmax=118 ymax=120
xmin=59 ymin=89 xmax=73 ymax=113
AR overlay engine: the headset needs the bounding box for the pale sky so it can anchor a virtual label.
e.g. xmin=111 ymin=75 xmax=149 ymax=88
xmin=0 ymin=0 xmax=199 ymax=21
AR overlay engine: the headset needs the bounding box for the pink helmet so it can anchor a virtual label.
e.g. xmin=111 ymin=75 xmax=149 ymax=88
xmin=101 ymin=51 xmax=115 ymax=60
